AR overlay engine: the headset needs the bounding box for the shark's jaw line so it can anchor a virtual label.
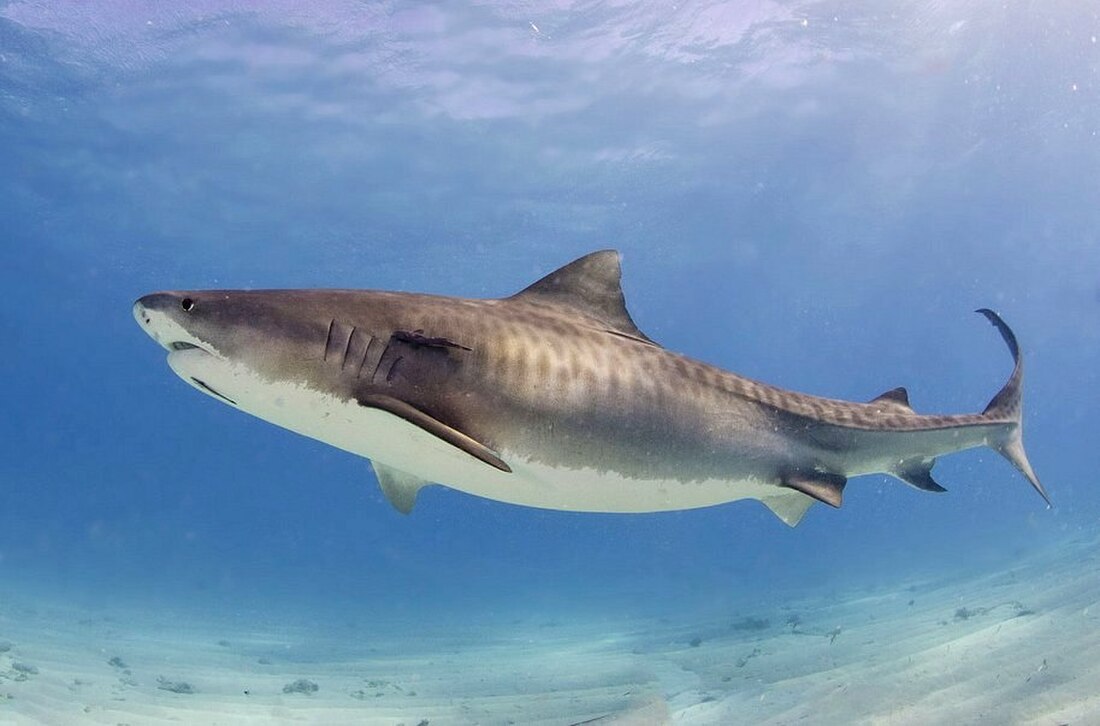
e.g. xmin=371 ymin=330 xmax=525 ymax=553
xmin=133 ymin=250 xmax=1049 ymax=527
xmin=134 ymin=301 xmax=241 ymax=407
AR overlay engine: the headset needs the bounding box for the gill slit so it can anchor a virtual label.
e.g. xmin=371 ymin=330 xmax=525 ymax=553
xmin=357 ymin=336 xmax=379 ymax=379
xmin=370 ymin=340 xmax=389 ymax=381
xmin=386 ymin=356 xmax=404 ymax=382
xmin=323 ymin=318 xmax=336 ymax=361
xmin=341 ymin=326 xmax=356 ymax=370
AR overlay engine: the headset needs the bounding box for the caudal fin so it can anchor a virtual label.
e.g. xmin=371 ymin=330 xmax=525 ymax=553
xmin=976 ymin=309 xmax=1051 ymax=507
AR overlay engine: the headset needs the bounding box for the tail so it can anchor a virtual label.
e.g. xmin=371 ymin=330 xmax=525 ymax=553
xmin=976 ymin=309 xmax=1051 ymax=507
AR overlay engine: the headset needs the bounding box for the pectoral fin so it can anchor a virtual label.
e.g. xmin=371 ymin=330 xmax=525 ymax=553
xmin=780 ymin=470 xmax=847 ymax=508
xmin=372 ymin=461 xmax=430 ymax=514
xmin=356 ymin=393 xmax=512 ymax=473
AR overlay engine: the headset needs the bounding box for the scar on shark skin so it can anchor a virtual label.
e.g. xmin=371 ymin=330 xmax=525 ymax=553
xmin=392 ymin=329 xmax=471 ymax=351
xmin=134 ymin=250 xmax=1049 ymax=526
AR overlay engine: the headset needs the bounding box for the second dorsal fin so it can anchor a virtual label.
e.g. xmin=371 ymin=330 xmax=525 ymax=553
xmin=509 ymin=250 xmax=653 ymax=343
xmin=868 ymin=386 xmax=913 ymax=412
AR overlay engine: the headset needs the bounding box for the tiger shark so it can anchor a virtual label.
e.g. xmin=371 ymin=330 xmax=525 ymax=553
xmin=133 ymin=250 xmax=1049 ymax=526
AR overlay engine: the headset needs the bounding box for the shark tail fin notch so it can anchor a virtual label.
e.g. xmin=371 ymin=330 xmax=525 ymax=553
xmin=975 ymin=308 xmax=1051 ymax=507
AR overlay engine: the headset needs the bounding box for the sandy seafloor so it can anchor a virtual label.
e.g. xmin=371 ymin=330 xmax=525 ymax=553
xmin=1 ymin=533 xmax=1097 ymax=726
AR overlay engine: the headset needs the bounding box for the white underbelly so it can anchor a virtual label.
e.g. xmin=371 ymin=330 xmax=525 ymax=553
xmin=170 ymin=351 xmax=775 ymax=513
xmin=447 ymin=456 xmax=774 ymax=513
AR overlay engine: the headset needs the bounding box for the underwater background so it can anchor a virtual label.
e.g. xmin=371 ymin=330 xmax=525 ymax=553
xmin=1 ymin=1 xmax=1098 ymax=723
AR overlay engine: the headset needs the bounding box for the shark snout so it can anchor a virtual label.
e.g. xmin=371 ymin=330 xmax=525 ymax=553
xmin=133 ymin=295 xmax=158 ymax=342
xmin=133 ymin=296 xmax=156 ymax=328
xmin=133 ymin=292 xmax=207 ymax=352
xmin=135 ymin=292 xmax=191 ymax=317
xmin=134 ymin=293 xmax=173 ymax=348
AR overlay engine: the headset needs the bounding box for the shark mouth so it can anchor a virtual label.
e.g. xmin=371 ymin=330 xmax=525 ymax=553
xmin=163 ymin=342 xmax=236 ymax=406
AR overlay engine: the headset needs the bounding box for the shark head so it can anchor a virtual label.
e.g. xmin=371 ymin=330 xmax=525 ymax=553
xmin=134 ymin=286 xmax=514 ymax=495
xmin=133 ymin=290 xmax=343 ymax=411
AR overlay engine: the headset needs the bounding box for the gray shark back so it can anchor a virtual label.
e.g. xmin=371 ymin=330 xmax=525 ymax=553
xmin=134 ymin=250 xmax=1048 ymax=526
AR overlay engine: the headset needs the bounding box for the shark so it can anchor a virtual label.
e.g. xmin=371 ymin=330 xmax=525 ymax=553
xmin=133 ymin=250 xmax=1049 ymax=526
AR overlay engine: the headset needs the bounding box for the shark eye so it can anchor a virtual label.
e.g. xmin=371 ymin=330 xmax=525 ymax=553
xmin=180 ymin=297 xmax=195 ymax=312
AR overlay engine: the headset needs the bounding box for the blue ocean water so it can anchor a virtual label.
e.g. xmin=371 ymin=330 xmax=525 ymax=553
xmin=1 ymin=1 xmax=1098 ymax=722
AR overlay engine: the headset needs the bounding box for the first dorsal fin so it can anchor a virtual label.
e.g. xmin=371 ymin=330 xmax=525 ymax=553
xmin=509 ymin=250 xmax=654 ymax=343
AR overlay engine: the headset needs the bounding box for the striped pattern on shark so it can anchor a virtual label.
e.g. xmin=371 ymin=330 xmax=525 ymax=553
xmin=133 ymin=250 xmax=1048 ymax=526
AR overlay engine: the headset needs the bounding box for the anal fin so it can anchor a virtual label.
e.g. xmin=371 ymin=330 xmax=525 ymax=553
xmin=781 ymin=470 xmax=847 ymax=508
xmin=356 ymin=393 xmax=512 ymax=473
xmin=893 ymin=457 xmax=947 ymax=492
xmin=372 ymin=461 xmax=430 ymax=514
